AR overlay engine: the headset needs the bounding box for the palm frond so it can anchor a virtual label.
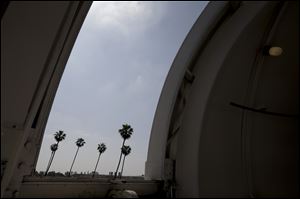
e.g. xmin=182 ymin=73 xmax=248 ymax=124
xmin=76 ymin=138 xmax=86 ymax=147
xmin=54 ymin=130 xmax=66 ymax=142
xmin=118 ymin=124 xmax=133 ymax=140
xmin=50 ymin=143 xmax=58 ymax=151
xmin=97 ymin=143 xmax=107 ymax=153
xmin=121 ymin=145 xmax=131 ymax=156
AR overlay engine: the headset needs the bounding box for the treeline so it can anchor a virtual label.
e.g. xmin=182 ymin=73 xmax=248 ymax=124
xmin=33 ymin=170 xmax=110 ymax=177
xmin=32 ymin=170 xmax=144 ymax=179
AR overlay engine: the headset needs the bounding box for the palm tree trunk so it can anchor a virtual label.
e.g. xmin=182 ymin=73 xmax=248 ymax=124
xmin=45 ymin=152 xmax=53 ymax=174
xmin=44 ymin=151 xmax=54 ymax=176
xmin=120 ymin=155 xmax=126 ymax=178
xmin=114 ymin=139 xmax=125 ymax=179
xmin=92 ymin=153 xmax=101 ymax=178
xmin=45 ymin=150 xmax=57 ymax=176
xmin=69 ymin=147 xmax=79 ymax=176
xmin=45 ymin=141 xmax=60 ymax=176
xmin=49 ymin=151 xmax=57 ymax=171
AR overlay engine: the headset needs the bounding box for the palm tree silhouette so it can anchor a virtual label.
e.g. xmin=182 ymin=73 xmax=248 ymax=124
xmin=120 ymin=145 xmax=131 ymax=178
xmin=69 ymin=138 xmax=86 ymax=176
xmin=114 ymin=123 xmax=133 ymax=179
xmin=45 ymin=130 xmax=66 ymax=176
xmin=92 ymin=143 xmax=107 ymax=178
xmin=44 ymin=144 xmax=58 ymax=176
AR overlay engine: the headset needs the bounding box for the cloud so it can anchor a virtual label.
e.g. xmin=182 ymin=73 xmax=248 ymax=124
xmin=126 ymin=75 xmax=144 ymax=93
xmin=97 ymin=81 xmax=119 ymax=97
xmin=36 ymin=1 xmax=209 ymax=176
xmin=86 ymin=1 xmax=165 ymax=35
xmin=70 ymin=130 xmax=91 ymax=139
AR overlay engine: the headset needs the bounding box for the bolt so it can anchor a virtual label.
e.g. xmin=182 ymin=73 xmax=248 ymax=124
xmin=24 ymin=140 xmax=32 ymax=149
xmin=17 ymin=162 xmax=24 ymax=169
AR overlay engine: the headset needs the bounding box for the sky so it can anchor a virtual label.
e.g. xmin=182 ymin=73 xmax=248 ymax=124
xmin=36 ymin=1 xmax=208 ymax=176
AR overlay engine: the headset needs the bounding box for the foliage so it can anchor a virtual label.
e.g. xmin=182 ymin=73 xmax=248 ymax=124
xmin=76 ymin=138 xmax=86 ymax=147
xmin=121 ymin=145 xmax=131 ymax=156
xmin=54 ymin=130 xmax=66 ymax=143
xmin=97 ymin=143 xmax=107 ymax=154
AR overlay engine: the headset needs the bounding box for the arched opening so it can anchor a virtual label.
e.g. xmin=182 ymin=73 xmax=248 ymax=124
xmin=34 ymin=1 xmax=208 ymax=178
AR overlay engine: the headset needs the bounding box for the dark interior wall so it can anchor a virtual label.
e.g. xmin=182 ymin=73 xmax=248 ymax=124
xmin=174 ymin=1 xmax=298 ymax=197
xmin=249 ymin=2 xmax=299 ymax=196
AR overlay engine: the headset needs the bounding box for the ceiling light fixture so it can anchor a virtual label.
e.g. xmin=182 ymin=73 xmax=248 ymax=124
xmin=263 ymin=45 xmax=283 ymax=56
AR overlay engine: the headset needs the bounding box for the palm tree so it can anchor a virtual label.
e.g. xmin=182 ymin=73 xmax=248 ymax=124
xmin=92 ymin=143 xmax=107 ymax=178
xmin=45 ymin=130 xmax=66 ymax=176
xmin=44 ymin=143 xmax=58 ymax=176
xmin=114 ymin=123 xmax=133 ymax=179
xmin=68 ymin=138 xmax=86 ymax=176
xmin=120 ymin=145 xmax=131 ymax=178
xmin=54 ymin=130 xmax=66 ymax=144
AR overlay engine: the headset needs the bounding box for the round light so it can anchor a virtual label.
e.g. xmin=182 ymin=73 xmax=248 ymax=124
xmin=268 ymin=47 xmax=283 ymax=56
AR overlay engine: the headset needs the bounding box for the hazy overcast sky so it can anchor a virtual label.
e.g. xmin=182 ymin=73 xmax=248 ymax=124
xmin=36 ymin=1 xmax=208 ymax=176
